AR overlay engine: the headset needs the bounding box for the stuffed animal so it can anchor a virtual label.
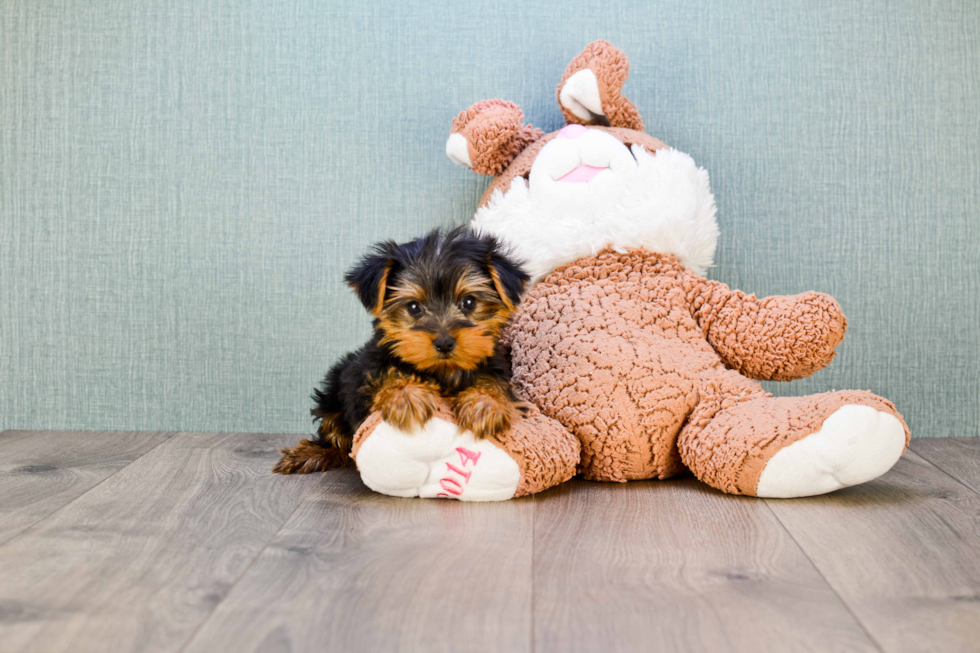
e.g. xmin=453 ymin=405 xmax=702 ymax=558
xmin=351 ymin=40 xmax=909 ymax=500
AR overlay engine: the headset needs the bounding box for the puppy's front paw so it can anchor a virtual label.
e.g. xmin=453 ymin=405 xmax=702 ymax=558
xmin=381 ymin=387 xmax=438 ymax=432
xmin=372 ymin=373 xmax=441 ymax=433
xmin=453 ymin=387 xmax=522 ymax=440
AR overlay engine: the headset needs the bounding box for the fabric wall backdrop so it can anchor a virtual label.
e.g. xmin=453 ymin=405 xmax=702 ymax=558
xmin=2 ymin=0 xmax=978 ymax=437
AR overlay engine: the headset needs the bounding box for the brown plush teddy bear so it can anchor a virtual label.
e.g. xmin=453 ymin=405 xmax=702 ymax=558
xmin=350 ymin=41 xmax=909 ymax=500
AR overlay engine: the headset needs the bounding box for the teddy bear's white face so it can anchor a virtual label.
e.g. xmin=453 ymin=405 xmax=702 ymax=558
xmin=472 ymin=126 xmax=721 ymax=285
xmin=529 ymin=124 xmax=636 ymax=188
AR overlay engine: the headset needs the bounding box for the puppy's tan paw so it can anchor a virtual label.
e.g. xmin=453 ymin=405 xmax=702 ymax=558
xmin=453 ymin=386 xmax=522 ymax=440
xmin=372 ymin=372 xmax=441 ymax=433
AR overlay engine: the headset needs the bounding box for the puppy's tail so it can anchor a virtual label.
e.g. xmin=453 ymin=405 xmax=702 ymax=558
xmin=273 ymin=436 xmax=351 ymax=475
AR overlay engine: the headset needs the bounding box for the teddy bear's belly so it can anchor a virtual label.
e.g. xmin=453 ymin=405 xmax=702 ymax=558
xmin=510 ymin=266 xmax=724 ymax=482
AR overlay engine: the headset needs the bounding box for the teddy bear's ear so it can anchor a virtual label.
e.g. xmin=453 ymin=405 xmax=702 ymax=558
xmin=557 ymin=40 xmax=644 ymax=132
xmin=446 ymin=100 xmax=545 ymax=176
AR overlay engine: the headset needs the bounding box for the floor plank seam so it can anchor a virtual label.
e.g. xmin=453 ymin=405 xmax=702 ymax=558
xmin=530 ymin=493 xmax=536 ymax=653
xmin=907 ymin=444 xmax=980 ymax=499
xmin=175 ymin=473 xmax=327 ymax=653
xmin=760 ymin=500 xmax=886 ymax=653
xmin=0 ymin=431 xmax=180 ymax=552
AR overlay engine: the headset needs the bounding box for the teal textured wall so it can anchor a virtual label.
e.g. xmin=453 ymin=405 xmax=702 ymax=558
xmin=1 ymin=0 xmax=978 ymax=437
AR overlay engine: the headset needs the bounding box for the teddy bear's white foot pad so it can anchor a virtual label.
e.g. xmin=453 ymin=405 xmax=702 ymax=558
xmin=355 ymin=417 xmax=521 ymax=501
xmin=756 ymin=405 xmax=906 ymax=498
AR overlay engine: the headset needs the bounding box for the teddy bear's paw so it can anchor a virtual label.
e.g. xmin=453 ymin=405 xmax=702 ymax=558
xmin=446 ymin=100 xmax=545 ymax=176
xmin=355 ymin=416 xmax=521 ymax=501
xmin=446 ymin=132 xmax=471 ymax=168
xmin=452 ymin=385 xmax=523 ymax=441
xmin=756 ymin=405 xmax=906 ymax=498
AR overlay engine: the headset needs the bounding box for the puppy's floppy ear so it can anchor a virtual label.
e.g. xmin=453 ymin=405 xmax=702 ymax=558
xmin=344 ymin=249 xmax=394 ymax=316
xmin=485 ymin=242 xmax=530 ymax=312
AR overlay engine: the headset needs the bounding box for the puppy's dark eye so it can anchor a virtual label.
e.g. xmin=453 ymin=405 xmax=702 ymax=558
xmin=406 ymin=301 xmax=423 ymax=317
xmin=460 ymin=296 xmax=476 ymax=312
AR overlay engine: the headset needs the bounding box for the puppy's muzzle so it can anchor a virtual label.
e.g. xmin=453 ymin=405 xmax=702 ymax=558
xmin=433 ymin=335 xmax=456 ymax=354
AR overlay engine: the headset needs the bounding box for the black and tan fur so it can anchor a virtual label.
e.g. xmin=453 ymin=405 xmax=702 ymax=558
xmin=273 ymin=227 xmax=529 ymax=475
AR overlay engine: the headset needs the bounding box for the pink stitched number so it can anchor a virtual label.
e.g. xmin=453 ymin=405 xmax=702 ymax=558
xmin=445 ymin=462 xmax=472 ymax=483
xmin=456 ymin=447 xmax=481 ymax=467
xmin=435 ymin=447 xmax=482 ymax=499
xmin=439 ymin=478 xmax=463 ymax=495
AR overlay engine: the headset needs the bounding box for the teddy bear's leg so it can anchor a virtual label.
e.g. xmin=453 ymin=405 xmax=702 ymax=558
xmin=557 ymin=40 xmax=644 ymax=131
xmin=677 ymin=373 xmax=909 ymax=497
xmin=510 ymin=313 xmax=700 ymax=482
xmin=350 ymin=403 xmax=579 ymax=501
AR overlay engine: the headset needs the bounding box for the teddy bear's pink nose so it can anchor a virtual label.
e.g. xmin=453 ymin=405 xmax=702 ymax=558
xmin=558 ymin=124 xmax=588 ymax=139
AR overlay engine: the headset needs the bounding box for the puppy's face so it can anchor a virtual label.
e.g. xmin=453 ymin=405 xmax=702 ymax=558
xmin=378 ymin=263 xmax=511 ymax=372
xmin=345 ymin=228 xmax=528 ymax=373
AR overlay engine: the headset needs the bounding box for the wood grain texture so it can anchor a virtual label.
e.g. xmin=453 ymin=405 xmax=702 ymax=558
xmin=910 ymin=438 xmax=980 ymax=496
xmin=182 ymin=468 xmax=534 ymax=653
xmin=531 ymin=477 xmax=877 ymax=653
xmin=2 ymin=431 xmax=979 ymax=653
xmin=0 ymin=430 xmax=173 ymax=546
xmin=766 ymin=451 xmax=980 ymax=653
xmin=0 ymin=431 xmax=318 ymax=653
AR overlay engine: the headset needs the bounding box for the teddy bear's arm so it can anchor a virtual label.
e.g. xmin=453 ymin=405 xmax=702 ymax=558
xmin=684 ymin=274 xmax=848 ymax=381
xmin=447 ymin=100 xmax=544 ymax=176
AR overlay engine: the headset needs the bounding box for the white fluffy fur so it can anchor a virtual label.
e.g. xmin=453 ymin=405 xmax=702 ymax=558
xmin=473 ymin=145 xmax=719 ymax=284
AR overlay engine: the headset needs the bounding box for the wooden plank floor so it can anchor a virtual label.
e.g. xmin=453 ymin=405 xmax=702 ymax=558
xmin=0 ymin=431 xmax=978 ymax=653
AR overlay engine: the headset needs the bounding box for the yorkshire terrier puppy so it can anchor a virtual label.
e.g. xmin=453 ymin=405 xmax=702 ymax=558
xmin=273 ymin=226 xmax=530 ymax=475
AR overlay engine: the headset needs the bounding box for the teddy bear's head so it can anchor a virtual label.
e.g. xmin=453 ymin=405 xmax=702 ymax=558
xmin=446 ymin=41 xmax=720 ymax=284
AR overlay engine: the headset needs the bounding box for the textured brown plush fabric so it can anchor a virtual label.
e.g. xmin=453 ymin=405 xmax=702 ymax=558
xmin=688 ymin=281 xmax=847 ymax=381
xmin=557 ymin=39 xmax=644 ymax=131
xmin=491 ymin=404 xmax=580 ymax=497
xmin=351 ymin=400 xmax=579 ymax=498
xmin=508 ymin=249 xmax=910 ymax=492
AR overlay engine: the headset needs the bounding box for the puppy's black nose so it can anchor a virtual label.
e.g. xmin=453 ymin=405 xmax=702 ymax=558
xmin=433 ymin=335 xmax=456 ymax=354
